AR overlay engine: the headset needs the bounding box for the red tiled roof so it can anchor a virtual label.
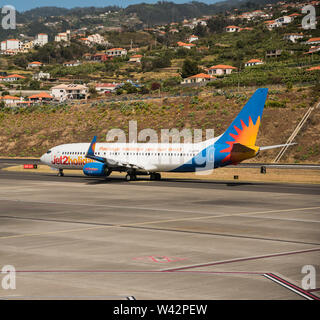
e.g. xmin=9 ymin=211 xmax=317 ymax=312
xmin=28 ymin=92 xmax=53 ymax=99
xmin=6 ymin=74 xmax=26 ymax=79
xmin=209 ymin=64 xmax=237 ymax=70
xmin=307 ymin=38 xmax=320 ymax=42
xmin=1 ymin=95 xmax=20 ymax=100
xmin=307 ymin=66 xmax=320 ymax=71
xmin=247 ymin=59 xmax=263 ymax=63
xmin=187 ymin=73 xmax=215 ymax=79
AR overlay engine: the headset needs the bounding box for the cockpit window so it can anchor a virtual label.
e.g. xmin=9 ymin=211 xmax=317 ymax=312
xmin=46 ymin=150 xmax=52 ymax=154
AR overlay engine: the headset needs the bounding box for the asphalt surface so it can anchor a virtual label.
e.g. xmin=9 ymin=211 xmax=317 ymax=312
xmin=0 ymin=170 xmax=319 ymax=300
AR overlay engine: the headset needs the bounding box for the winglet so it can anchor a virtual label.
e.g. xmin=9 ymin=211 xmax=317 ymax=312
xmin=85 ymin=136 xmax=105 ymax=163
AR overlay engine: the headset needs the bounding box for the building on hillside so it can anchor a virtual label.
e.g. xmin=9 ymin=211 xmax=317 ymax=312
xmin=177 ymin=41 xmax=196 ymax=49
xmin=306 ymin=66 xmax=320 ymax=71
xmin=63 ymin=60 xmax=81 ymax=67
xmin=28 ymin=92 xmax=53 ymax=103
xmin=306 ymin=38 xmax=320 ymax=45
xmin=239 ymin=27 xmax=254 ymax=31
xmin=208 ymin=65 xmax=237 ymax=76
xmin=187 ymin=35 xmax=199 ymax=43
xmin=28 ymin=61 xmax=43 ymax=69
xmin=51 ymin=84 xmax=89 ymax=101
xmin=181 ymin=73 xmax=215 ymax=85
xmin=1 ymin=74 xmax=26 ymax=82
xmin=92 ymin=53 xmax=111 ymax=62
xmin=275 ymin=16 xmax=293 ymax=25
xmin=288 ymin=13 xmax=301 ymax=19
xmin=266 ymin=49 xmax=282 ymax=58
xmin=245 ymin=59 xmax=264 ymax=67
xmin=0 ymin=95 xmax=21 ymax=106
xmin=106 ymin=48 xmax=127 ymax=57
xmin=33 ymin=71 xmax=50 ymax=81
xmin=304 ymin=46 xmax=320 ymax=55
xmin=21 ymin=41 xmax=34 ymax=52
xmin=95 ymin=83 xmax=121 ymax=93
xmin=182 ymin=23 xmax=195 ymax=29
xmin=129 ymin=55 xmax=142 ymax=63
xmin=226 ymin=25 xmax=240 ymax=32
xmin=264 ymin=20 xmax=280 ymax=30
xmin=79 ymin=38 xmax=91 ymax=46
xmin=87 ymin=34 xmax=105 ymax=45
xmin=192 ymin=18 xmax=207 ymax=27
xmin=34 ymin=33 xmax=48 ymax=47
xmin=1 ymin=39 xmax=22 ymax=52
xmin=283 ymin=33 xmax=304 ymax=43
xmin=55 ymin=30 xmax=71 ymax=42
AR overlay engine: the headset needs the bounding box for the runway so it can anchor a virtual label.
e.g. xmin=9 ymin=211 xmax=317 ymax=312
xmin=0 ymin=170 xmax=319 ymax=299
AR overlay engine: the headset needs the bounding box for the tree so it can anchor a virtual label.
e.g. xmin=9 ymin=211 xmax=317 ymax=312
xmin=194 ymin=23 xmax=207 ymax=37
xmin=152 ymin=56 xmax=171 ymax=69
xmin=181 ymin=58 xmax=200 ymax=78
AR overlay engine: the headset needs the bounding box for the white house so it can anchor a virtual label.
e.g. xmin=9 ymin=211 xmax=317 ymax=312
xmin=34 ymin=33 xmax=48 ymax=47
xmin=245 ymin=59 xmax=264 ymax=67
xmin=283 ymin=33 xmax=304 ymax=43
xmin=87 ymin=34 xmax=105 ymax=45
xmin=33 ymin=71 xmax=50 ymax=81
xmin=1 ymin=74 xmax=26 ymax=82
xmin=55 ymin=30 xmax=71 ymax=42
xmin=106 ymin=48 xmax=127 ymax=57
xmin=1 ymin=39 xmax=22 ymax=52
xmin=95 ymin=83 xmax=121 ymax=93
xmin=208 ymin=65 xmax=237 ymax=76
xmin=129 ymin=55 xmax=142 ymax=63
xmin=226 ymin=25 xmax=240 ymax=32
xmin=63 ymin=60 xmax=81 ymax=67
xmin=306 ymin=38 xmax=320 ymax=45
xmin=275 ymin=16 xmax=293 ymax=25
xmin=187 ymin=35 xmax=199 ymax=43
xmin=0 ymin=95 xmax=21 ymax=106
xmin=51 ymin=84 xmax=89 ymax=101
xmin=264 ymin=20 xmax=281 ymax=30
xmin=177 ymin=42 xmax=196 ymax=49
xmin=182 ymin=73 xmax=215 ymax=84
xmin=28 ymin=61 xmax=43 ymax=68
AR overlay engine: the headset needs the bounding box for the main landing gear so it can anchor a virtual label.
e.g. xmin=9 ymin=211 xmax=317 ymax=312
xmin=58 ymin=169 xmax=64 ymax=177
xmin=125 ymin=172 xmax=161 ymax=182
xmin=150 ymin=173 xmax=161 ymax=181
xmin=125 ymin=173 xmax=137 ymax=181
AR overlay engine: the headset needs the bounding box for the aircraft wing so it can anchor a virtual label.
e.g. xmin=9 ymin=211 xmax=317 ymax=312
xmin=85 ymin=136 xmax=146 ymax=170
xmin=259 ymin=143 xmax=297 ymax=151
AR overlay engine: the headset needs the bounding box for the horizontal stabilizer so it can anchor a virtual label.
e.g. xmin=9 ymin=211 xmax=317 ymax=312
xmin=232 ymin=143 xmax=256 ymax=153
xmin=260 ymin=143 xmax=297 ymax=151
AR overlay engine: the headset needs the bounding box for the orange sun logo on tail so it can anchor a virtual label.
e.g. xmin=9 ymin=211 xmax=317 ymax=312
xmin=220 ymin=116 xmax=261 ymax=163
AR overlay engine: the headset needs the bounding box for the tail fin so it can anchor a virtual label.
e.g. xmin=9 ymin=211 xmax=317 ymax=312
xmin=217 ymin=88 xmax=268 ymax=147
xmin=85 ymin=136 xmax=105 ymax=163
xmin=216 ymin=88 xmax=268 ymax=164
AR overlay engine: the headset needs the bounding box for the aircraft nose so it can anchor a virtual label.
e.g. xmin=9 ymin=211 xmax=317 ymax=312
xmin=40 ymin=153 xmax=47 ymax=164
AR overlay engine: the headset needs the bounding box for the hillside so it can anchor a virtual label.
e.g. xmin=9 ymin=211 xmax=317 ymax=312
xmin=1 ymin=86 xmax=319 ymax=163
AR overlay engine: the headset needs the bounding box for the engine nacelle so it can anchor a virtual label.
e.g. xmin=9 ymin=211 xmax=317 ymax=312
xmin=83 ymin=162 xmax=107 ymax=176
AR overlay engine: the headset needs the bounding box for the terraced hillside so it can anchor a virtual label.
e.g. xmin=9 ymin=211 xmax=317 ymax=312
xmin=1 ymin=86 xmax=319 ymax=163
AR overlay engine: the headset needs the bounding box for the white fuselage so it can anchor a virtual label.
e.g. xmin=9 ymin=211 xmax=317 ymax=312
xmin=40 ymin=139 xmax=218 ymax=173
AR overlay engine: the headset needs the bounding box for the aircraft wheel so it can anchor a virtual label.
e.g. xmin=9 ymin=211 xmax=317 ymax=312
xmin=125 ymin=173 xmax=136 ymax=181
xmin=155 ymin=173 xmax=161 ymax=181
xmin=58 ymin=169 xmax=64 ymax=177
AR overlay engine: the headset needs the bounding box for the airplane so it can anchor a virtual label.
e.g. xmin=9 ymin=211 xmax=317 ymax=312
xmin=40 ymin=88 xmax=295 ymax=181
